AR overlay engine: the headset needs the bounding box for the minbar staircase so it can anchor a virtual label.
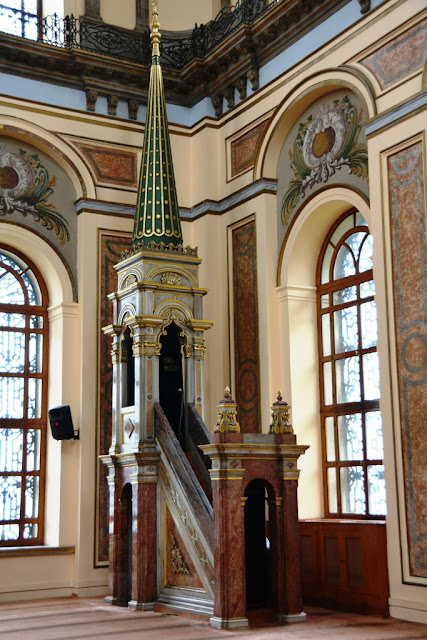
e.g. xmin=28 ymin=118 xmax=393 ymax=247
xmin=154 ymin=403 xmax=214 ymax=615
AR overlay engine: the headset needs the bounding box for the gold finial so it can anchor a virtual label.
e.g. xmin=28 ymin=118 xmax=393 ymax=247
xmin=151 ymin=0 xmax=161 ymax=57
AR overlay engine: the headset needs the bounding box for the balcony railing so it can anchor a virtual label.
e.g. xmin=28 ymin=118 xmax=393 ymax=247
xmin=0 ymin=0 xmax=278 ymax=69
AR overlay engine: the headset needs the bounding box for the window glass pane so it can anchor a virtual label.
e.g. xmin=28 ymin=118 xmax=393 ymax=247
xmin=346 ymin=232 xmax=366 ymax=260
xmin=338 ymin=414 xmax=363 ymax=461
xmin=340 ymin=466 xmax=365 ymax=515
xmin=359 ymin=235 xmax=373 ymax=272
xmin=333 ymin=245 xmax=356 ymax=280
xmin=30 ymin=315 xmax=43 ymax=329
xmin=334 ymin=306 xmax=358 ymax=353
xmin=25 ymin=476 xmax=39 ymax=518
xmin=368 ymin=465 xmax=386 ymax=515
xmin=22 ymin=271 xmax=40 ymax=305
xmin=361 ymin=300 xmax=377 ymax=349
xmin=27 ymin=429 xmax=41 ymax=471
xmin=321 ymin=244 xmax=334 ymax=284
xmin=0 ymin=313 xmax=25 ymax=328
xmin=0 ymin=475 xmax=21 ymax=520
xmin=0 ymin=6 xmax=22 ymax=36
xmin=333 ymin=286 xmax=357 ymax=305
xmin=0 ymin=377 xmax=24 ymax=418
xmin=330 ymin=216 xmax=354 ymax=246
xmin=336 ymin=356 xmax=361 ymax=403
xmin=323 ymin=362 xmax=333 ymax=405
xmin=320 ymin=294 xmax=329 ymax=309
xmin=28 ymin=378 xmax=42 ymax=418
xmin=0 ymin=271 xmax=25 ymax=304
xmin=322 ymin=313 xmax=331 ymax=357
xmin=0 ymin=330 xmax=25 ymax=373
xmin=355 ymin=211 xmax=367 ymax=227
xmin=325 ymin=417 xmax=335 ymax=462
xmin=363 ymin=352 xmax=380 ymax=400
xmin=0 ymin=428 xmax=23 ymax=471
xmin=0 ymin=524 xmax=19 ymax=541
xmin=360 ymin=279 xmax=375 ymax=298
xmin=327 ymin=468 xmax=337 ymax=513
xmin=4 ymin=1 xmax=22 ymax=9
xmin=23 ymin=14 xmax=38 ymax=39
xmin=24 ymin=523 xmax=38 ymax=539
xmin=29 ymin=334 xmax=43 ymax=373
xmin=24 ymin=0 xmax=38 ymax=12
xmin=366 ymin=411 xmax=384 ymax=459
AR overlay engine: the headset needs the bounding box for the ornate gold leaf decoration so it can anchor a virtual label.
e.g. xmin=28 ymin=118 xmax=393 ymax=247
xmin=170 ymin=534 xmax=189 ymax=574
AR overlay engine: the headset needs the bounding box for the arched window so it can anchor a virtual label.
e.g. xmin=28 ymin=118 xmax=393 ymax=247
xmin=0 ymin=246 xmax=48 ymax=545
xmin=317 ymin=210 xmax=386 ymax=518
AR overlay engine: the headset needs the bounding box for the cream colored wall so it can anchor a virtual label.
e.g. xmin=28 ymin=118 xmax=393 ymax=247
xmin=101 ymin=0 xmax=135 ymax=30
xmin=149 ymin=0 xmax=215 ymax=30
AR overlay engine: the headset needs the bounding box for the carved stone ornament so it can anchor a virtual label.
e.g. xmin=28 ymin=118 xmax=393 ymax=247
xmin=160 ymin=271 xmax=182 ymax=286
xmin=122 ymin=273 xmax=137 ymax=289
xmin=184 ymin=344 xmax=192 ymax=358
xmin=193 ymin=345 xmax=206 ymax=360
xmin=214 ymin=387 xmax=240 ymax=433
xmin=170 ymin=534 xmax=189 ymax=574
xmin=269 ymin=391 xmax=293 ymax=434
xmin=143 ymin=341 xmax=161 ymax=357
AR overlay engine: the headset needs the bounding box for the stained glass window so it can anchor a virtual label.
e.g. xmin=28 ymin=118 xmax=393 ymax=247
xmin=0 ymin=246 xmax=48 ymax=545
xmin=317 ymin=210 xmax=386 ymax=519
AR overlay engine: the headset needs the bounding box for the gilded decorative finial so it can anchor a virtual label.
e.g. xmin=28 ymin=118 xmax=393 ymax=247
xmin=214 ymin=386 xmax=240 ymax=433
xmin=151 ymin=0 xmax=161 ymax=58
xmin=269 ymin=389 xmax=293 ymax=434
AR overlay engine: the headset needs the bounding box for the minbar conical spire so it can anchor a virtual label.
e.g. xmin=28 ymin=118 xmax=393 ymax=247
xmin=132 ymin=1 xmax=183 ymax=248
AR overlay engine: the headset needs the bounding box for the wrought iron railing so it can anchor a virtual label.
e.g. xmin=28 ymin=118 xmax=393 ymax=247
xmin=0 ymin=0 xmax=278 ymax=69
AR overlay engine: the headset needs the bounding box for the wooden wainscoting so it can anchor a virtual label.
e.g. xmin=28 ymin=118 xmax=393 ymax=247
xmin=299 ymin=520 xmax=389 ymax=616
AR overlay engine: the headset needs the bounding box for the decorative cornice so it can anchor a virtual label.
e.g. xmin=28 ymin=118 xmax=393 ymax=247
xmin=0 ymin=0 xmax=352 ymax=115
xmin=74 ymin=178 xmax=277 ymax=220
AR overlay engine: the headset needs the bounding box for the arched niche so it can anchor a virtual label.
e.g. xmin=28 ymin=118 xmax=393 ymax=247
xmin=255 ymin=69 xmax=376 ymax=183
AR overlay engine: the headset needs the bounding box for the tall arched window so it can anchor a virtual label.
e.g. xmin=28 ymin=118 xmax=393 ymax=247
xmin=317 ymin=210 xmax=386 ymax=518
xmin=0 ymin=246 xmax=48 ymax=545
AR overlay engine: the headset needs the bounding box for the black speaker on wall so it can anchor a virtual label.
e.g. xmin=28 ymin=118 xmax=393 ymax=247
xmin=48 ymin=405 xmax=77 ymax=440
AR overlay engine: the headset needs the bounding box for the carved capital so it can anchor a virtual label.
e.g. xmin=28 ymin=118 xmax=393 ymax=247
xmin=143 ymin=341 xmax=162 ymax=357
xmin=193 ymin=344 xmax=206 ymax=360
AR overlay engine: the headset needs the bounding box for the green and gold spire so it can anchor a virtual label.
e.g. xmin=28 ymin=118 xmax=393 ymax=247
xmin=132 ymin=0 xmax=183 ymax=248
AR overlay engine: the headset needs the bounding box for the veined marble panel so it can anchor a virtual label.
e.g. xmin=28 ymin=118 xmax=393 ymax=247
xmin=388 ymin=141 xmax=427 ymax=579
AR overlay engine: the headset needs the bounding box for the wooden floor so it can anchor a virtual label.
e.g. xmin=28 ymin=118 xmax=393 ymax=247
xmin=0 ymin=597 xmax=426 ymax=640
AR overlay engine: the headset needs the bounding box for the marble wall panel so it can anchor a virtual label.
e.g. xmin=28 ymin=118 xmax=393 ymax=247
xmin=232 ymin=220 xmax=261 ymax=433
xmin=388 ymin=140 xmax=427 ymax=578
xmin=74 ymin=141 xmax=138 ymax=187
xmin=360 ymin=19 xmax=427 ymax=90
xmin=230 ymin=120 xmax=268 ymax=178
